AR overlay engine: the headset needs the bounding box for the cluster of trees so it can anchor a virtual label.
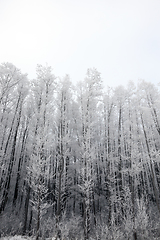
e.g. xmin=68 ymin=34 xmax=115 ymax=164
xmin=0 ymin=62 xmax=160 ymax=239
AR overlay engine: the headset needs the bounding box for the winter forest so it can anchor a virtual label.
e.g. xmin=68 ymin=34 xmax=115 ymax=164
xmin=1 ymin=62 xmax=160 ymax=240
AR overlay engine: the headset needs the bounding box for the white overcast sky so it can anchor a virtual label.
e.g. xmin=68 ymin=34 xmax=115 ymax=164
xmin=0 ymin=0 xmax=160 ymax=88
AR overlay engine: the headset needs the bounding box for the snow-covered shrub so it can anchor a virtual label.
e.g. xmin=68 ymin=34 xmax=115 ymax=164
xmin=0 ymin=211 xmax=23 ymax=237
xmin=134 ymin=198 xmax=149 ymax=239
xmin=91 ymin=222 xmax=124 ymax=240
xmin=54 ymin=213 xmax=82 ymax=240
xmin=40 ymin=216 xmax=56 ymax=239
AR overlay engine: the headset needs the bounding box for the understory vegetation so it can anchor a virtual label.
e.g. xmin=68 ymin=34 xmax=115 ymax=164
xmin=0 ymin=62 xmax=160 ymax=239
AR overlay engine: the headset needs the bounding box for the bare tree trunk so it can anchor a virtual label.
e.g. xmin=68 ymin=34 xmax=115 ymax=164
xmin=141 ymin=112 xmax=160 ymax=214
xmin=23 ymin=184 xmax=31 ymax=234
xmin=13 ymin=125 xmax=28 ymax=206
xmin=36 ymin=187 xmax=41 ymax=240
xmin=0 ymin=100 xmax=22 ymax=213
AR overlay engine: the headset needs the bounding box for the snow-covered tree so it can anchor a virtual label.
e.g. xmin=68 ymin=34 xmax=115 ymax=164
xmin=76 ymin=68 xmax=102 ymax=239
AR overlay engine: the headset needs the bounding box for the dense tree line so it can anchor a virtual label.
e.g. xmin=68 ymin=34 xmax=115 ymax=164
xmin=0 ymin=62 xmax=160 ymax=239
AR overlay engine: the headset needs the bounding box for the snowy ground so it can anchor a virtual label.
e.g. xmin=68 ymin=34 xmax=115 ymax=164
xmin=0 ymin=237 xmax=35 ymax=240
xmin=0 ymin=237 xmax=54 ymax=240
xmin=0 ymin=237 xmax=57 ymax=240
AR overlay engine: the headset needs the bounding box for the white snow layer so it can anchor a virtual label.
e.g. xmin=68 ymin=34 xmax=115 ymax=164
xmin=0 ymin=236 xmax=35 ymax=240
